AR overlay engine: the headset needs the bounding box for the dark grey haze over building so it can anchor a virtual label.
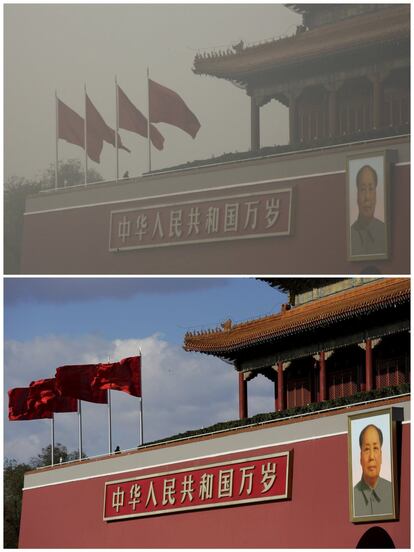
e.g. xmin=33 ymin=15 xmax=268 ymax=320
xmin=4 ymin=4 xmax=301 ymax=181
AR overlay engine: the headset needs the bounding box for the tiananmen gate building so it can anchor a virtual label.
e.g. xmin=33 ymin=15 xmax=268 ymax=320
xmin=19 ymin=278 xmax=410 ymax=548
xmin=14 ymin=4 xmax=411 ymax=548
xmin=19 ymin=4 xmax=410 ymax=275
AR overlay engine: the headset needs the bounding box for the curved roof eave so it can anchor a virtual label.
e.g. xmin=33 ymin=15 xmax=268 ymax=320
xmin=184 ymin=278 xmax=410 ymax=357
xmin=193 ymin=5 xmax=409 ymax=81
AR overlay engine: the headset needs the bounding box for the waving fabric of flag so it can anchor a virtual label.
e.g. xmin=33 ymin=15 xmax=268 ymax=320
xmin=92 ymin=356 xmax=142 ymax=397
xmin=117 ymin=85 xmax=164 ymax=150
xmin=8 ymin=387 xmax=53 ymax=420
xmin=149 ymin=78 xmax=201 ymax=139
xmin=86 ymin=94 xmax=130 ymax=163
xmin=29 ymin=378 xmax=78 ymax=414
xmin=55 ymin=364 xmax=108 ymax=404
xmin=57 ymin=99 xmax=85 ymax=150
xmin=57 ymin=96 xmax=130 ymax=163
xmin=8 ymin=380 xmax=78 ymax=421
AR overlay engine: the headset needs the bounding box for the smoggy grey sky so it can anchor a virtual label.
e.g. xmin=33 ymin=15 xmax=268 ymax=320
xmin=4 ymin=4 xmax=301 ymax=182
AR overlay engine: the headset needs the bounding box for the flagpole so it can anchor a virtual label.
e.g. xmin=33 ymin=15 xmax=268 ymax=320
xmin=84 ymin=83 xmax=88 ymax=186
xmin=139 ymin=348 xmax=143 ymax=446
xmin=51 ymin=415 xmax=55 ymax=466
xmin=55 ymin=90 xmax=59 ymax=189
xmin=108 ymin=389 xmax=112 ymax=454
xmin=78 ymin=399 xmax=83 ymax=460
xmin=107 ymin=355 xmax=113 ymax=454
xmin=140 ymin=399 xmax=144 ymax=446
xmin=146 ymin=67 xmax=152 ymax=173
xmin=115 ymin=76 xmax=119 ymax=183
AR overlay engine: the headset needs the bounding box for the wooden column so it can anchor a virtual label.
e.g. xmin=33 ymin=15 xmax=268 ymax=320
xmin=251 ymin=96 xmax=260 ymax=152
xmin=238 ymin=372 xmax=248 ymax=419
xmin=328 ymin=89 xmax=337 ymax=138
xmin=289 ymin=95 xmax=298 ymax=145
xmin=372 ymin=75 xmax=382 ymax=130
xmin=319 ymin=351 xmax=327 ymax=401
xmin=277 ymin=362 xmax=285 ymax=412
xmin=365 ymin=338 xmax=373 ymax=392
xmin=274 ymin=378 xmax=278 ymax=412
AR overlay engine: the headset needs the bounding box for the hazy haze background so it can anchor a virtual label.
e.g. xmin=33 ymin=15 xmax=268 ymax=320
xmin=4 ymin=4 xmax=301 ymax=181
xmin=5 ymin=277 xmax=286 ymax=463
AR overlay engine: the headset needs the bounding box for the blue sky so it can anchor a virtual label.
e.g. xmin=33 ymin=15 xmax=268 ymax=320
xmin=5 ymin=278 xmax=283 ymax=344
xmin=4 ymin=278 xmax=286 ymax=463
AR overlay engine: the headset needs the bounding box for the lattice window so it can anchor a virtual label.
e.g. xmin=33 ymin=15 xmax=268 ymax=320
xmin=383 ymin=69 xmax=410 ymax=128
xmin=297 ymin=87 xmax=328 ymax=143
xmin=337 ymin=78 xmax=372 ymax=136
xmin=328 ymin=369 xmax=357 ymax=400
xmin=375 ymin=359 xmax=406 ymax=389
xmin=287 ymin=377 xmax=311 ymax=408
xmin=338 ymin=102 xmax=371 ymax=135
xmin=384 ymin=93 xmax=410 ymax=128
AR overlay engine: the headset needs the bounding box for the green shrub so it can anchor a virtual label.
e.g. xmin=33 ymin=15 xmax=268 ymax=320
xmin=145 ymin=383 xmax=410 ymax=447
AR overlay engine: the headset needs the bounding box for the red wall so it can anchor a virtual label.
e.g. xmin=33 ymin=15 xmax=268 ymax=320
xmin=20 ymin=166 xmax=410 ymax=275
xmin=19 ymin=425 xmax=410 ymax=548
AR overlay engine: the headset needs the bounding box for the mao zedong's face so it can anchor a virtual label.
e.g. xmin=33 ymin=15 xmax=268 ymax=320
xmin=357 ymin=167 xmax=377 ymax=219
xmin=360 ymin=426 xmax=382 ymax=488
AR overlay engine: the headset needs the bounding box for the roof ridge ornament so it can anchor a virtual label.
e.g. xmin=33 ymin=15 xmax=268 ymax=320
xmin=232 ymin=40 xmax=244 ymax=53
xmin=221 ymin=319 xmax=233 ymax=331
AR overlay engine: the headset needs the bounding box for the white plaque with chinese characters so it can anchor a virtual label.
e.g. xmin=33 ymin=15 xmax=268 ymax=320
xmin=109 ymin=188 xmax=292 ymax=252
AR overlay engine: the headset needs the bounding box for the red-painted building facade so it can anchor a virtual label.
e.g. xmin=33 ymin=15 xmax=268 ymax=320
xmin=19 ymin=399 xmax=410 ymax=548
xmin=19 ymin=397 xmax=410 ymax=548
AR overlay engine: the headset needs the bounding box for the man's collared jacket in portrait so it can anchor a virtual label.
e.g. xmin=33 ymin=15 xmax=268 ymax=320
xmin=353 ymin=476 xmax=393 ymax=516
xmin=351 ymin=216 xmax=386 ymax=256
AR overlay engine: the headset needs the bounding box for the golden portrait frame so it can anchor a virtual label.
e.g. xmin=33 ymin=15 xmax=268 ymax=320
xmin=346 ymin=150 xmax=393 ymax=262
xmin=347 ymin=408 xmax=398 ymax=523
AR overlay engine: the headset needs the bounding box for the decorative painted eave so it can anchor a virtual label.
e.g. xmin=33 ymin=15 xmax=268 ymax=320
xmin=184 ymin=278 xmax=410 ymax=355
xmin=193 ymin=5 xmax=409 ymax=81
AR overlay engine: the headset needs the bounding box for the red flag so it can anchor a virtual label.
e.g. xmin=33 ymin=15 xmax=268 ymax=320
xmin=53 ymin=394 xmax=78 ymax=413
xmin=86 ymin=94 xmax=130 ymax=163
xmin=57 ymin=99 xmax=85 ymax=149
xmin=92 ymin=356 xmax=142 ymax=397
xmin=55 ymin=364 xmax=108 ymax=404
xmin=8 ymin=387 xmax=53 ymax=421
xmin=29 ymin=378 xmax=78 ymax=414
xmin=117 ymin=85 xmax=164 ymax=151
xmin=149 ymin=79 xmax=201 ymax=139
